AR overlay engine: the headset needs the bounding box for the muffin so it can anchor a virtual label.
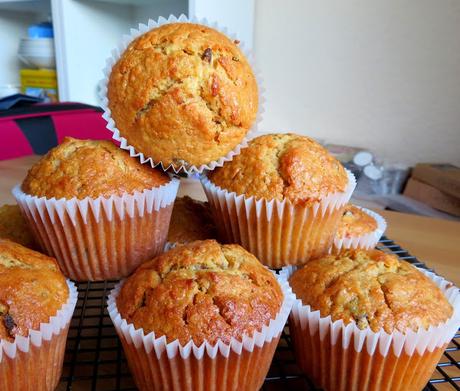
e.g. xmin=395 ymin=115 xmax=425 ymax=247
xmin=283 ymin=249 xmax=460 ymax=391
xmin=202 ymin=133 xmax=356 ymax=267
xmin=0 ymin=204 xmax=38 ymax=250
xmin=0 ymin=239 xmax=77 ymax=391
xmin=106 ymin=22 xmax=258 ymax=173
xmin=108 ymin=240 xmax=294 ymax=391
xmin=167 ymin=196 xmax=217 ymax=244
xmin=13 ymin=137 xmax=179 ymax=281
xmin=331 ymin=204 xmax=386 ymax=253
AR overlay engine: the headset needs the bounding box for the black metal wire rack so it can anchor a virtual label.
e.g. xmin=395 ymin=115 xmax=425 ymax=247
xmin=57 ymin=236 xmax=460 ymax=391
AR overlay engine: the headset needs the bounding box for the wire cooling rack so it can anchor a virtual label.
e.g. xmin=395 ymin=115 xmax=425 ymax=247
xmin=57 ymin=236 xmax=460 ymax=391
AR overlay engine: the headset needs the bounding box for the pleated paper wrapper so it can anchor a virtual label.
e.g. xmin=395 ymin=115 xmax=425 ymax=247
xmin=0 ymin=280 xmax=78 ymax=391
xmin=98 ymin=14 xmax=265 ymax=176
xmin=13 ymin=179 xmax=179 ymax=281
xmin=279 ymin=266 xmax=460 ymax=391
xmin=331 ymin=206 xmax=387 ymax=253
xmin=201 ymin=170 xmax=356 ymax=268
xmin=107 ymin=274 xmax=295 ymax=391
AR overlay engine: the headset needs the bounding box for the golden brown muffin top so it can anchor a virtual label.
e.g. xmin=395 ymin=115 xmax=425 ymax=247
xmin=0 ymin=239 xmax=69 ymax=341
xmin=336 ymin=204 xmax=378 ymax=238
xmin=21 ymin=137 xmax=170 ymax=200
xmin=107 ymin=23 xmax=258 ymax=170
xmin=289 ymin=249 xmax=453 ymax=334
xmin=117 ymin=240 xmax=283 ymax=345
xmin=208 ymin=133 xmax=348 ymax=205
xmin=167 ymin=196 xmax=217 ymax=243
xmin=0 ymin=204 xmax=38 ymax=250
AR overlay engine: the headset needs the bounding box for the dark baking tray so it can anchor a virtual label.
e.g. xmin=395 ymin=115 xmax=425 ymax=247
xmin=57 ymin=236 xmax=460 ymax=391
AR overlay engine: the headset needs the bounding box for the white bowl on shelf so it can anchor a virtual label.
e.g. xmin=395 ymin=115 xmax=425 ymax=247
xmin=18 ymin=53 xmax=55 ymax=68
xmin=18 ymin=37 xmax=55 ymax=68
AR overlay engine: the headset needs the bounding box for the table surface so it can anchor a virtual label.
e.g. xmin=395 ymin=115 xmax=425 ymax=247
xmin=2 ymin=155 xmax=458 ymax=286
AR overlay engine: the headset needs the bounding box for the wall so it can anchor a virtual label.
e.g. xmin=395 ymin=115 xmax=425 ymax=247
xmin=253 ymin=0 xmax=460 ymax=166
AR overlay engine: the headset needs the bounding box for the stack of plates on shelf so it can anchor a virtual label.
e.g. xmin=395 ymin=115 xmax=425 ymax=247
xmin=18 ymin=38 xmax=55 ymax=69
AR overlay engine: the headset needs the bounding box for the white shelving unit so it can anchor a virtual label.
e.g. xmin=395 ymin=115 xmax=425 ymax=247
xmin=0 ymin=0 xmax=254 ymax=105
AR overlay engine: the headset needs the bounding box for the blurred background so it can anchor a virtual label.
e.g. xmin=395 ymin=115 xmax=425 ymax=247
xmin=1 ymin=0 xmax=459 ymax=219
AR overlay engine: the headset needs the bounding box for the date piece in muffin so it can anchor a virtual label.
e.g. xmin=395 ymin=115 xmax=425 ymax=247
xmin=289 ymin=248 xmax=452 ymax=334
xmin=0 ymin=204 xmax=38 ymax=250
xmin=0 ymin=239 xmax=69 ymax=341
xmin=117 ymin=240 xmax=283 ymax=345
xmin=22 ymin=137 xmax=170 ymax=200
xmin=208 ymin=133 xmax=348 ymax=206
xmin=167 ymin=196 xmax=217 ymax=244
xmin=336 ymin=204 xmax=378 ymax=239
xmin=107 ymin=23 xmax=258 ymax=170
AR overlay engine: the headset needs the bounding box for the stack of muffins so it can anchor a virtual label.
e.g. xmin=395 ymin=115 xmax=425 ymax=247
xmin=0 ymin=15 xmax=458 ymax=391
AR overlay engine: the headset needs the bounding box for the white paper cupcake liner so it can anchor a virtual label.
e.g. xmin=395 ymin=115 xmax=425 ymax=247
xmin=0 ymin=280 xmax=78 ymax=390
xmin=99 ymin=14 xmax=265 ymax=176
xmin=201 ymin=170 xmax=356 ymax=268
xmin=107 ymin=273 xmax=295 ymax=391
xmin=280 ymin=266 xmax=460 ymax=391
xmin=332 ymin=206 xmax=387 ymax=253
xmin=13 ymin=179 xmax=179 ymax=281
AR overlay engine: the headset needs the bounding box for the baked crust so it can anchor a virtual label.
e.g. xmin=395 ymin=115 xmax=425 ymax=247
xmin=0 ymin=239 xmax=69 ymax=341
xmin=0 ymin=204 xmax=37 ymax=250
xmin=117 ymin=240 xmax=283 ymax=345
xmin=209 ymin=133 xmax=348 ymax=205
xmin=167 ymin=196 xmax=217 ymax=243
xmin=107 ymin=23 xmax=258 ymax=169
xmin=336 ymin=204 xmax=378 ymax=238
xmin=289 ymin=249 xmax=453 ymax=334
xmin=21 ymin=137 xmax=170 ymax=199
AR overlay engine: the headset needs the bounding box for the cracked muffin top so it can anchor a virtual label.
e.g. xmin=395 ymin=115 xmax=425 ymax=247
xmin=21 ymin=137 xmax=170 ymax=200
xmin=107 ymin=22 xmax=258 ymax=170
xmin=336 ymin=204 xmax=378 ymax=238
xmin=167 ymin=196 xmax=217 ymax=243
xmin=289 ymin=249 xmax=453 ymax=334
xmin=0 ymin=239 xmax=69 ymax=341
xmin=117 ymin=240 xmax=283 ymax=345
xmin=0 ymin=204 xmax=38 ymax=250
xmin=208 ymin=133 xmax=348 ymax=205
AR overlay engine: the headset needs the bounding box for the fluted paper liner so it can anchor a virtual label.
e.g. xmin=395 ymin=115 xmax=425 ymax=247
xmin=13 ymin=179 xmax=179 ymax=281
xmin=280 ymin=266 xmax=460 ymax=391
xmin=201 ymin=170 xmax=356 ymax=268
xmin=0 ymin=280 xmax=78 ymax=390
xmin=331 ymin=206 xmax=387 ymax=253
xmin=107 ymin=274 xmax=295 ymax=391
xmin=99 ymin=14 xmax=265 ymax=176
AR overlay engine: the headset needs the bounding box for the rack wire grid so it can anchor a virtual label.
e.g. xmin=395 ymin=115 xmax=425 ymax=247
xmin=57 ymin=236 xmax=460 ymax=391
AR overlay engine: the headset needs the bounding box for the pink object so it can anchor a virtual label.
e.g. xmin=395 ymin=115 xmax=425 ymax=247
xmin=0 ymin=120 xmax=34 ymax=160
xmin=53 ymin=109 xmax=112 ymax=143
xmin=0 ymin=103 xmax=112 ymax=160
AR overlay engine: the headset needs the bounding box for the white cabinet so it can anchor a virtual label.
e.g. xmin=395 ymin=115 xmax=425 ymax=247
xmin=0 ymin=0 xmax=254 ymax=105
